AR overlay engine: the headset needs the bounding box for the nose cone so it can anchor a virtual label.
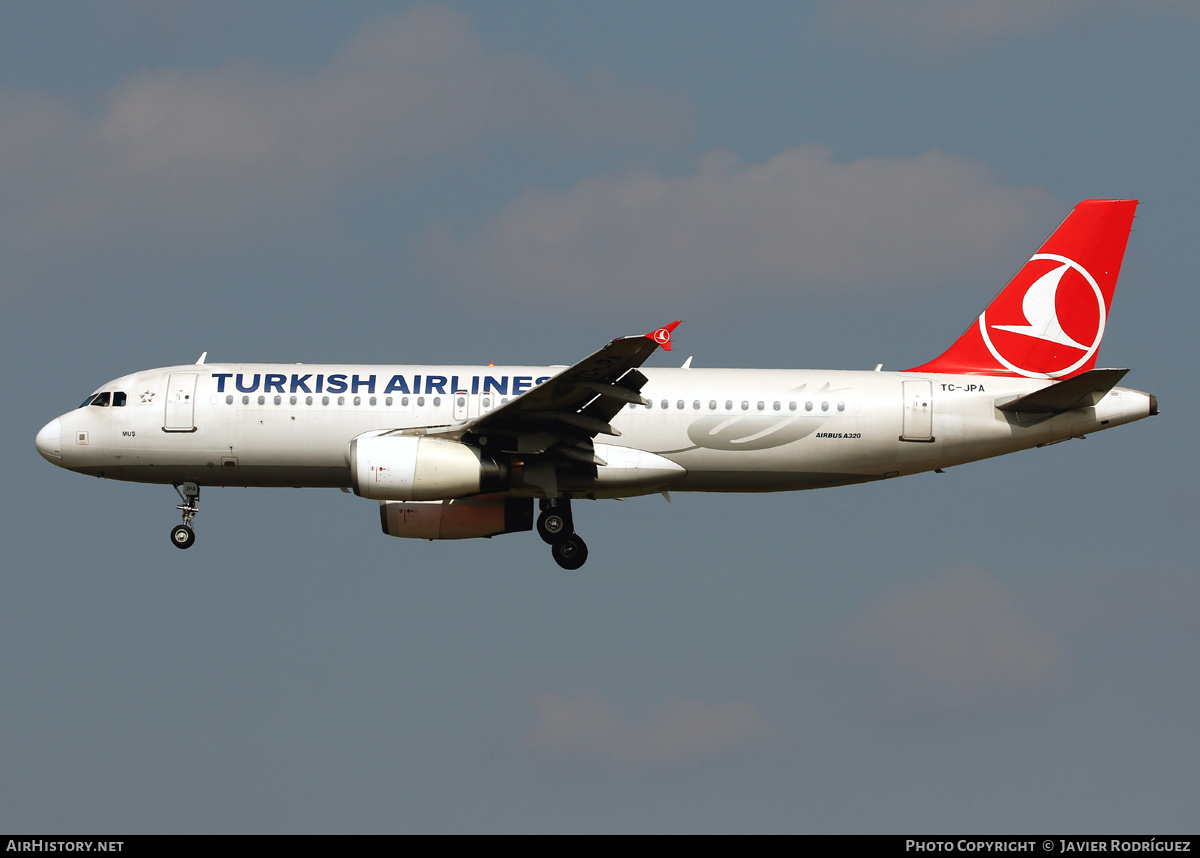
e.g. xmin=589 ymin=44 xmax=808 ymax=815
xmin=36 ymin=418 xmax=62 ymax=462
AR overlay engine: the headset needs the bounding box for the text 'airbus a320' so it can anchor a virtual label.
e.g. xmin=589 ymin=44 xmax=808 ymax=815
xmin=36 ymin=199 xmax=1155 ymax=568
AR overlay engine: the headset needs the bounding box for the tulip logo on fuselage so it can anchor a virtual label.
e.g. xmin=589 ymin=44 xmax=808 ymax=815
xmin=978 ymin=253 xmax=1106 ymax=378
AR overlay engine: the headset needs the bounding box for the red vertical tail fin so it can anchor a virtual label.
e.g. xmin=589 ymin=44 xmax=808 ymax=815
xmin=907 ymin=199 xmax=1138 ymax=379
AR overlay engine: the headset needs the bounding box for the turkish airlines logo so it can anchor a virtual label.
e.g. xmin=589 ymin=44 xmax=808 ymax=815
xmin=644 ymin=320 xmax=680 ymax=351
xmin=978 ymin=253 xmax=1106 ymax=378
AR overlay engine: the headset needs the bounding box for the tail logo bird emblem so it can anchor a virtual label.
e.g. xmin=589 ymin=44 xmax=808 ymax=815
xmin=979 ymin=254 xmax=1106 ymax=378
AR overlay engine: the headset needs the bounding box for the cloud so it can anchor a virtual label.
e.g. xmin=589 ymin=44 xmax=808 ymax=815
xmin=837 ymin=569 xmax=1062 ymax=721
xmin=421 ymin=145 xmax=1052 ymax=307
xmin=0 ymin=5 xmax=688 ymax=299
xmin=93 ymin=7 xmax=686 ymax=181
xmin=527 ymin=692 xmax=783 ymax=780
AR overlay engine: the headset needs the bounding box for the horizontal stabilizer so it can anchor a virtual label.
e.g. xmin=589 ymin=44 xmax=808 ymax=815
xmin=996 ymin=368 xmax=1129 ymax=414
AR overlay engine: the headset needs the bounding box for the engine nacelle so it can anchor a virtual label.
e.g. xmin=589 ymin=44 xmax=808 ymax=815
xmin=350 ymin=434 xmax=505 ymax=500
xmin=379 ymin=497 xmax=533 ymax=540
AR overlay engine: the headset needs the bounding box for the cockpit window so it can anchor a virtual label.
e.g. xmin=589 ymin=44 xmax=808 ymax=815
xmin=112 ymin=391 xmax=127 ymax=407
xmin=87 ymin=392 xmax=111 ymax=407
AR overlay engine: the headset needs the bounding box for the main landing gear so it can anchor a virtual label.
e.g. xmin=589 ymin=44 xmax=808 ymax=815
xmin=538 ymin=498 xmax=588 ymax=570
xmin=170 ymin=482 xmax=200 ymax=549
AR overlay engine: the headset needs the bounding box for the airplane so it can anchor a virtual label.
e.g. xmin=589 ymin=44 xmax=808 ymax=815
xmin=34 ymin=199 xmax=1156 ymax=569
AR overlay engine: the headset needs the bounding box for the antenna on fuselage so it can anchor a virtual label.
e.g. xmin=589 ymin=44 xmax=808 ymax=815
xmin=195 ymin=352 xmax=208 ymax=365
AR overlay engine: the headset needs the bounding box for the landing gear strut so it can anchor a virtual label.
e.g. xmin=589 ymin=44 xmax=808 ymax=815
xmin=171 ymin=482 xmax=199 ymax=549
xmin=537 ymin=497 xmax=572 ymax=544
xmin=539 ymin=498 xmax=588 ymax=570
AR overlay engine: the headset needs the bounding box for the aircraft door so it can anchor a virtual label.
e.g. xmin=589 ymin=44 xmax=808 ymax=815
xmin=901 ymin=380 xmax=933 ymax=442
xmin=164 ymin=372 xmax=198 ymax=432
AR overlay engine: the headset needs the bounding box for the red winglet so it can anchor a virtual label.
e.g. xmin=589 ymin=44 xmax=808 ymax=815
xmin=645 ymin=320 xmax=681 ymax=351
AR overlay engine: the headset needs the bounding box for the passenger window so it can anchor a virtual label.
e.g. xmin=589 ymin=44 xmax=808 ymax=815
xmin=725 ymin=400 xmax=733 ymax=410
xmin=273 ymin=395 xmax=281 ymax=405
xmin=226 ymin=395 xmax=233 ymax=405
xmin=677 ymin=400 xmax=684 ymax=410
xmin=709 ymin=400 xmax=717 ymax=410
xmin=370 ymin=396 xmax=377 ymax=406
xmin=353 ymin=396 xmax=361 ymax=406
xmin=837 ymin=401 xmax=845 ymax=412
xmin=741 ymin=401 xmax=749 ymax=411
xmin=757 ymin=401 xmax=765 ymax=411
xmin=789 ymin=401 xmax=797 ymax=411
xmin=805 ymin=401 xmax=813 ymax=411
xmin=385 ymin=397 xmax=393 ymax=406
xmin=433 ymin=397 xmax=441 ymax=407
xmin=322 ymin=396 xmax=330 ymax=405
xmin=402 ymin=397 xmax=409 ymax=406
xmin=242 ymin=395 xmax=249 ymax=405
xmin=306 ymin=396 xmax=313 ymax=405
xmin=661 ymin=400 xmax=668 ymax=410
xmin=113 ymin=392 xmax=127 ymax=407
xmin=773 ymin=401 xmax=780 ymax=411
xmin=417 ymin=397 xmax=425 ymax=407
xmin=289 ymin=395 xmax=297 ymax=405
xmin=258 ymin=395 xmax=266 ymax=405
xmin=338 ymin=396 xmax=345 ymax=406
xmin=693 ymin=400 xmax=701 ymax=410
xmin=821 ymin=401 xmax=829 ymax=411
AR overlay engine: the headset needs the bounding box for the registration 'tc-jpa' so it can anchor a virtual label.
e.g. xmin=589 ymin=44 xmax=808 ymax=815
xmin=36 ymin=200 xmax=1156 ymax=569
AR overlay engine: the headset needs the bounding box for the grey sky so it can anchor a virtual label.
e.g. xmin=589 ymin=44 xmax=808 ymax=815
xmin=3 ymin=1 xmax=1197 ymax=833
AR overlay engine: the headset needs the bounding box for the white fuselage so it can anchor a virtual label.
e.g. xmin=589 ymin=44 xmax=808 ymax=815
xmin=36 ymin=362 xmax=1155 ymax=497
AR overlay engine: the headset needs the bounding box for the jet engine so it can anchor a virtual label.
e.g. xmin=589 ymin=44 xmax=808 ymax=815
xmin=350 ymin=434 xmax=506 ymax=501
xmin=379 ymin=497 xmax=533 ymax=540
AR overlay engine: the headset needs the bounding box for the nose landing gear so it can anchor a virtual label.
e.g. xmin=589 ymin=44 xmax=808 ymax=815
xmin=538 ymin=498 xmax=588 ymax=570
xmin=170 ymin=482 xmax=200 ymax=549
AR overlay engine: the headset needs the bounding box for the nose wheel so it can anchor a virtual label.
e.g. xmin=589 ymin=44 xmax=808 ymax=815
xmin=539 ymin=498 xmax=588 ymax=569
xmin=170 ymin=524 xmax=195 ymax=549
xmin=171 ymin=482 xmax=200 ymax=549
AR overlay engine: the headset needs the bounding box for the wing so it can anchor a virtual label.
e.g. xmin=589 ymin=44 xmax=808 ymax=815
xmin=439 ymin=321 xmax=680 ymax=496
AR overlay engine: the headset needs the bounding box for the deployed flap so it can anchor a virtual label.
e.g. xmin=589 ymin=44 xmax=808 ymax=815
xmin=996 ymin=368 xmax=1129 ymax=414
